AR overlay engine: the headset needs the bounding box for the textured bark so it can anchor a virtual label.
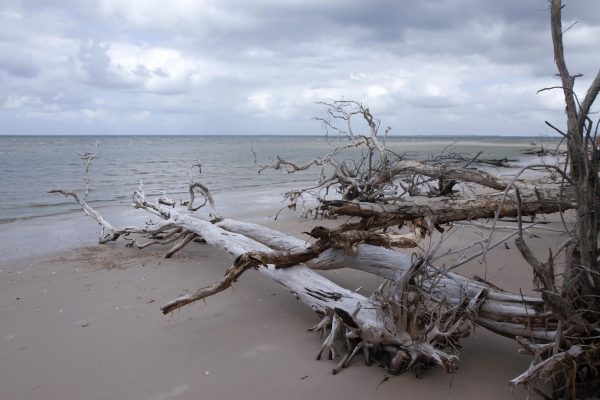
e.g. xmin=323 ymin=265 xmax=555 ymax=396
xmin=217 ymin=219 xmax=557 ymax=341
xmin=322 ymin=187 xmax=574 ymax=229
xmin=378 ymin=160 xmax=511 ymax=191
xmin=52 ymin=184 xmax=559 ymax=376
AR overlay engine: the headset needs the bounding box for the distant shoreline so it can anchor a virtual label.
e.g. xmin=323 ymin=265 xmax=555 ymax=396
xmin=0 ymin=135 xmax=563 ymax=223
xmin=0 ymin=133 xmax=563 ymax=139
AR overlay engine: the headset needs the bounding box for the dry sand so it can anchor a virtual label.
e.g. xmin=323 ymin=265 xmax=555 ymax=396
xmin=0 ymin=207 xmax=566 ymax=400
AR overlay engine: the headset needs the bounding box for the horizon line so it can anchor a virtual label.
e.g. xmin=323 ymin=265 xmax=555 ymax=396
xmin=0 ymin=133 xmax=561 ymax=138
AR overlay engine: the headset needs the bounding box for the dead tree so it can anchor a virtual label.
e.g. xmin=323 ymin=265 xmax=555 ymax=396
xmin=508 ymin=1 xmax=600 ymax=397
xmin=52 ymin=167 xmax=561 ymax=371
xmin=50 ymin=128 xmax=570 ymax=384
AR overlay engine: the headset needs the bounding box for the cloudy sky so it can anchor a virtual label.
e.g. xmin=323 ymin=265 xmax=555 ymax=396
xmin=1 ymin=0 xmax=599 ymax=135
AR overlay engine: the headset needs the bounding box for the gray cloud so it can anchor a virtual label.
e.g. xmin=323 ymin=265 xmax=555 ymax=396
xmin=0 ymin=52 xmax=39 ymax=78
xmin=0 ymin=0 xmax=599 ymax=135
xmin=77 ymin=40 xmax=139 ymax=89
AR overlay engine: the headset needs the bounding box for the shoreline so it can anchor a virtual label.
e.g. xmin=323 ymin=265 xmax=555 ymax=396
xmin=0 ymin=184 xmax=307 ymax=264
xmin=0 ymin=134 xmax=564 ymax=225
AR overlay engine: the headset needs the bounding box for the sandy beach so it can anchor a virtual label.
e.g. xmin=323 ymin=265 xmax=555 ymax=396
xmin=0 ymin=198 xmax=569 ymax=400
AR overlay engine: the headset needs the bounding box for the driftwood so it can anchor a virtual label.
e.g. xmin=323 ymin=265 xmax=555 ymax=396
xmin=51 ymin=138 xmax=590 ymax=394
xmin=322 ymin=187 xmax=574 ymax=231
xmin=51 ymin=100 xmax=594 ymax=396
xmin=52 ymin=133 xmax=572 ymax=378
xmin=50 ymin=2 xmax=600 ymax=397
xmin=53 ymin=179 xmax=558 ymax=375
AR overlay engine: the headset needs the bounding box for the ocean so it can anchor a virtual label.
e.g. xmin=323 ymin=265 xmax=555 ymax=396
xmin=0 ymin=135 xmax=561 ymax=224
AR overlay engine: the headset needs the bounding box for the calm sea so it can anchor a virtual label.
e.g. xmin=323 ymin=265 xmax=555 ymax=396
xmin=0 ymin=135 xmax=561 ymax=223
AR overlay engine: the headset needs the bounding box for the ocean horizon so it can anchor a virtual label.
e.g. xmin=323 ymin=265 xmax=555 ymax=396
xmin=0 ymin=133 xmax=561 ymax=138
xmin=1 ymin=134 xmax=562 ymax=224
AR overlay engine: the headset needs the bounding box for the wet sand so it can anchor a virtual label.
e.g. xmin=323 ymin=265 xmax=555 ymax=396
xmin=0 ymin=206 xmax=564 ymax=399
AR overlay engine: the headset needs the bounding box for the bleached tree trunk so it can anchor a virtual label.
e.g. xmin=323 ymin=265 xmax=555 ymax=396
xmin=216 ymin=219 xmax=556 ymax=340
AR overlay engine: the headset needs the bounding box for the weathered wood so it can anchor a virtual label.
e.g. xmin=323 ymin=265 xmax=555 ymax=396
xmin=149 ymin=205 xmax=462 ymax=373
xmin=322 ymin=187 xmax=574 ymax=229
xmin=55 ymin=188 xmax=555 ymax=342
xmin=217 ymin=219 xmax=557 ymax=340
xmin=375 ymin=160 xmax=511 ymax=191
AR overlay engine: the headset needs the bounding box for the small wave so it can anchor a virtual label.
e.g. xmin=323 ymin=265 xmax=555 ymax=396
xmin=23 ymin=201 xmax=78 ymax=208
xmin=0 ymin=207 xmax=82 ymax=224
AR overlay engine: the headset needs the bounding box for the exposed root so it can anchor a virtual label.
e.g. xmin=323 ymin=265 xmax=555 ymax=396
xmin=165 ymin=232 xmax=199 ymax=258
xmin=332 ymin=340 xmax=366 ymax=374
xmin=308 ymin=314 xmax=332 ymax=338
xmin=510 ymin=345 xmax=583 ymax=387
xmin=316 ymin=311 xmax=342 ymax=361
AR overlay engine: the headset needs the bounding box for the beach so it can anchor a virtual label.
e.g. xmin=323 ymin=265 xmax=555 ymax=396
xmin=0 ymin=135 xmax=567 ymax=399
xmin=0 ymin=193 xmax=569 ymax=399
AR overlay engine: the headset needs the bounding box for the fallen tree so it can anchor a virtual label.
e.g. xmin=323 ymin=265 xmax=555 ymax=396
xmin=50 ymin=133 xmax=574 ymax=388
xmin=52 ymin=165 xmax=560 ymax=373
xmin=50 ymin=1 xmax=600 ymax=398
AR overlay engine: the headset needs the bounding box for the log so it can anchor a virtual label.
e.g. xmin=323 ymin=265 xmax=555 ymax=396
xmin=55 ymin=188 xmax=539 ymax=374
xmin=151 ymin=205 xmax=461 ymax=374
xmin=376 ymin=160 xmax=512 ymax=191
xmin=322 ymin=187 xmax=574 ymax=229
xmin=52 ymin=187 xmax=556 ymax=342
xmin=217 ymin=219 xmax=557 ymax=340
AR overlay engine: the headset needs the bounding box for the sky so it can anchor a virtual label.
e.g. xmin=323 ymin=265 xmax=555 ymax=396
xmin=0 ymin=1 xmax=599 ymax=136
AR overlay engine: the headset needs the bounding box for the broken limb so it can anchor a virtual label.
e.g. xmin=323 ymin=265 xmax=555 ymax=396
xmin=321 ymin=187 xmax=574 ymax=231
